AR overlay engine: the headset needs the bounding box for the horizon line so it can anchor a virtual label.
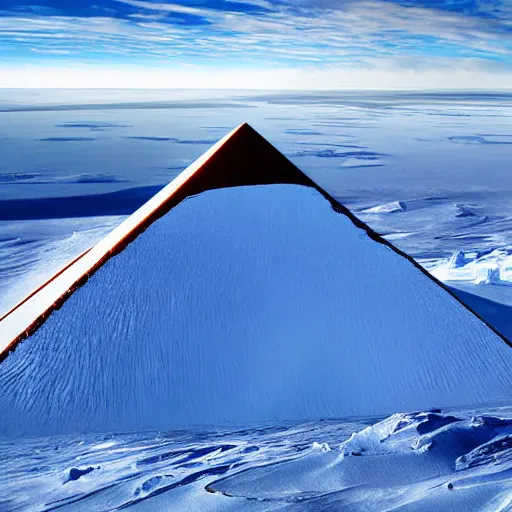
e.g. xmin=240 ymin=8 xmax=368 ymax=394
xmin=2 ymin=87 xmax=512 ymax=92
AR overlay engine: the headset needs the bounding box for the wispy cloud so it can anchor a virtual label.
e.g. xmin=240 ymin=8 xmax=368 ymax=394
xmin=0 ymin=0 xmax=511 ymax=88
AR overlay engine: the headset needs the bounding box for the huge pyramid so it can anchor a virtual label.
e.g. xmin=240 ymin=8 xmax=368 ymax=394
xmin=0 ymin=123 xmax=511 ymax=437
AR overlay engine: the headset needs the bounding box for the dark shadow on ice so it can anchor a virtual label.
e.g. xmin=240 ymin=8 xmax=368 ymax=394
xmin=295 ymin=142 xmax=365 ymax=149
xmin=293 ymin=150 xmax=385 ymax=159
xmin=416 ymin=413 xmax=461 ymax=435
xmin=448 ymin=135 xmax=512 ymax=145
xmin=448 ymin=285 xmax=512 ymax=341
xmin=123 ymin=136 xmax=178 ymax=142
xmin=293 ymin=149 xmax=353 ymax=158
xmin=0 ymin=172 xmax=127 ymax=186
xmin=0 ymin=173 xmax=39 ymax=183
xmin=200 ymin=125 xmax=233 ymax=131
xmin=38 ymin=137 xmax=97 ymax=142
xmin=175 ymin=139 xmax=219 ymax=145
xmin=0 ymin=185 xmax=164 ymax=220
xmin=283 ymin=129 xmax=323 ymax=136
xmin=341 ymin=163 xmax=385 ymax=169
xmin=65 ymin=466 xmax=97 ymax=483
xmin=73 ymin=174 xmax=127 ymax=184
xmin=55 ymin=122 xmax=131 ymax=130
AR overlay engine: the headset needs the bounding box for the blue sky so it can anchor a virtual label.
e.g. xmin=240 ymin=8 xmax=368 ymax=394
xmin=0 ymin=0 xmax=511 ymax=88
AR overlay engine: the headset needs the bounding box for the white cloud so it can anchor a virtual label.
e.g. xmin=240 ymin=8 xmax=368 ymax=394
xmin=0 ymin=0 xmax=510 ymax=89
xmin=113 ymin=0 xmax=210 ymax=16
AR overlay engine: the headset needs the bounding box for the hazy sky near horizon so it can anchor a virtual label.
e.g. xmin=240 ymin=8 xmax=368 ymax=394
xmin=1 ymin=0 xmax=511 ymax=89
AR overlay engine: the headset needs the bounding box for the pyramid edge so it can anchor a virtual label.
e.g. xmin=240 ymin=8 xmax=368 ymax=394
xmin=0 ymin=123 xmax=249 ymax=359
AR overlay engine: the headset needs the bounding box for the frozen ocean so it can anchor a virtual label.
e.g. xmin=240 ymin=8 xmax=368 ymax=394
xmin=1 ymin=89 xmax=512 ymax=511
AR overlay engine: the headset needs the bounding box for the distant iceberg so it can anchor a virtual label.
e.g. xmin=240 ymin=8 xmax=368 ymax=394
xmin=1 ymin=123 xmax=511 ymax=438
xmin=431 ymin=248 xmax=512 ymax=285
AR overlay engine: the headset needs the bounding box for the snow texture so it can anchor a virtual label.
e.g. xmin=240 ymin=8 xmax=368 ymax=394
xmin=1 ymin=184 xmax=512 ymax=437
xmin=207 ymin=408 xmax=512 ymax=512
xmin=3 ymin=407 xmax=512 ymax=511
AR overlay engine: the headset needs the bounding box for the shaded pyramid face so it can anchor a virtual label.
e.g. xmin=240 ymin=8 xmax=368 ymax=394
xmin=0 ymin=123 xmax=511 ymax=438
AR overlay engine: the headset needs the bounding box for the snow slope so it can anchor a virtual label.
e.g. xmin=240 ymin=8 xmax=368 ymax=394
xmin=207 ymin=408 xmax=512 ymax=512
xmin=1 ymin=183 xmax=511 ymax=437
xmin=2 ymin=400 xmax=512 ymax=510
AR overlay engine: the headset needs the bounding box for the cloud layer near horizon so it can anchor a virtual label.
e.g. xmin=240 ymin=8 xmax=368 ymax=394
xmin=1 ymin=0 xmax=511 ymax=88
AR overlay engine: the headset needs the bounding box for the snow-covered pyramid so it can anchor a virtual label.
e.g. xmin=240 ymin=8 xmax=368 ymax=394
xmin=0 ymin=123 xmax=511 ymax=437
